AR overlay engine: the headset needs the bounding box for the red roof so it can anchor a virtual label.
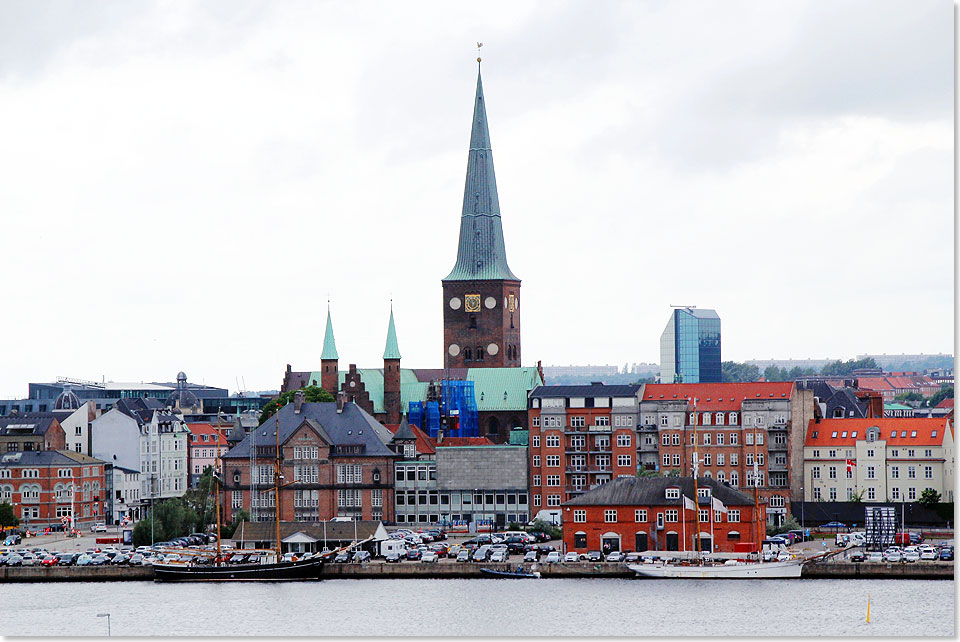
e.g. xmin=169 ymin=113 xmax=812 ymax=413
xmin=805 ymin=418 xmax=951 ymax=447
xmin=856 ymin=377 xmax=895 ymax=392
xmin=437 ymin=437 xmax=495 ymax=447
xmin=384 ymin=423 xmax=436 ymax=455
xmin=186 ymin=423 xmax=227 ymax=446
xmin=937 ymin=397 xmax=954 ymax=409
xmin=642 ymin=382 xmax=794 ymax=411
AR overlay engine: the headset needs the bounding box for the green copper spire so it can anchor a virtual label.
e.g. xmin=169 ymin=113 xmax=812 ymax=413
xmin=383 ymin=304 xmax=401 ymax=360
xmin=321 ymin=304 xmax=338 ymax=360
xmin=443 ymin=65 xmax=520 ymax=282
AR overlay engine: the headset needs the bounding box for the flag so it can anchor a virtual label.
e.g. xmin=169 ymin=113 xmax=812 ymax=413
xmin=846 ymin=459 xmax=856 ymax=472
xmin=683 ymin=495 xmax=696 ymax=511
xmin=711 ymin=496 xmax=728 ymax=514
xmin=753 ymin=460 xmax=760 ymax=487
xmin=692 ymin=453 xmax=699 ymax=478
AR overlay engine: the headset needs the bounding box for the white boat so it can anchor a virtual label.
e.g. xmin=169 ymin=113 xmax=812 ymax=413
xmin=628 ymin=558 xmax=804 ymax=579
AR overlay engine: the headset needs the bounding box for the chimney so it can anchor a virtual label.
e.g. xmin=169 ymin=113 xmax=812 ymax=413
xmin=293 ymin=390 xmax=305 ymax=414
xmin=336 ymin=391 xmax=346 ymax=413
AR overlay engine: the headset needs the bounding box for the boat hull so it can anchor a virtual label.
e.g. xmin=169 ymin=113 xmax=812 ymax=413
xmin=153 ymin=558 xmax=324 ymax=582
xmin=627 ymin=559 xmax=803 ymax=579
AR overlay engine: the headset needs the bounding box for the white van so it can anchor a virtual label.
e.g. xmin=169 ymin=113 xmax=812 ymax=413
xmin=379 ymin=539 xmax=407 ymax=557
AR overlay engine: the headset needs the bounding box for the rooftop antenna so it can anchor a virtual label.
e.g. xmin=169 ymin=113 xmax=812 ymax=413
xmin=477 ymin=41 xmax=483 ymax=63
xmin=670 ymin=304 xmax=697 ymax=309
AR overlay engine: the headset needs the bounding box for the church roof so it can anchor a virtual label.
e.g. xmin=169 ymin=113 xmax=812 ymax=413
xmin=443 ymin=67 xmax=519 ymax=282
xmin=321 ymin=306 xmax=339 ymax=360
xmin=390 ymin=415 xmax=416 ymax=442
xmin=383 ymin=307 xmax=402 ymax=360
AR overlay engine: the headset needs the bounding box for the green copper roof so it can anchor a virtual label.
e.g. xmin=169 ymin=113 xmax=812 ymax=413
xmin=468 ymin=367 xmax=543 ymax=411
xmin=383 ymin=307 xmax=402 ymax=360
xmin=443 ymin=67 xmax=520 ymax=282
xmin=321 ymin=306 xmax=338 ymax=360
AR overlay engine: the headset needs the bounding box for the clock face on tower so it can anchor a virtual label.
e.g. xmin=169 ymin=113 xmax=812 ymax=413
xmin=464 ymin=294 xmax=481 ymax=312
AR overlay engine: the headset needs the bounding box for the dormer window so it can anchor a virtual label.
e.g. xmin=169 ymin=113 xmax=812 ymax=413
xmin=665 ymin=488 xmax=680 ymax=500
xmin=697 ymin=487 xmax=710 ymax=499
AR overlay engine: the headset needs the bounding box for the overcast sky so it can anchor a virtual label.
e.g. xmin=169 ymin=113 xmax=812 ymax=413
xmin=0 ymin=0 xmax=953 ymax=397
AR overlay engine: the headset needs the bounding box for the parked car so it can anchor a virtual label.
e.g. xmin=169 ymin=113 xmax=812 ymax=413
xmin=90 ymin=523 xmax=108 ymax=533
xmin=527 ymin=531 xmax=552 ymax=543
xmin=334 ymin=552 xmax=351 ymax=563
xmin=351 ymin=551 xmax=371 ymax=563
xmin=849 ymin=551 xmax=865 ymax=563
xmin=406 ymin=548 xmax=423 ymax=561
xmin=4 ymin=534 xmax=22 ymax=546
xmin=883 ymin=550 xmax=902 ymax=563
xmin=57 ymin=553 xmax=78 ymax=566
xmin=903 ymin=550 xmax=921 ymax=563
xmin=489 ymin=550 xmax=508 ymax=563
xmin=523 ymin=550 xmax=539 ymax=563
xmin=421 ymin=551 xmax=439 ymax=564
xmin=939 ymin=547 xmax=954 ymax=561
xmin=446 ymin=545 xmax=462 ymax=559
xmin=605 ymin=551 xmax=624 ymax=563
xmin=866 ymin=552 xmax=884 ymax=563
xmin=40 ymin=555 xmax=58 ymax=567
xmin=5 ymin=553 xmax=23 ymax=566
xmin=456 ymin=550 xmax=471 ymax=563
xmin=472 ymin=546 xmax=491 ymax=562
xmin=920 ymin=549 xmax=938 ymax=561
xmin=624 ymin=552 xmax=643 ymax=563
xmin=111 ymin=554 xmax=130 ymax=565
xmin=587 ymin=551 xmax=603 ymax=562
xmin=20 ymin=553 xmax=40 ymax=567
xmin=129 ymin=554 xmax=144 ymax=565
xmin=385 ymin=552 xmax=401 ymax=563
xmin=564 ymin=552 xmax=580 ymax=562
xmin=544 ymin=551 xmax=562 ymax=563
xmin=821 ymin=522 xmax=846 ymax=530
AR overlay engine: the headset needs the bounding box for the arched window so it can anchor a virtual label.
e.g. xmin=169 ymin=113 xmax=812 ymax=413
xmin=833 ymin=408 xmax=844 ymax=418
xmin=476 ymin=347 xmax=484 ymax=361
xmin=716 ymin=470 xmax=725 ymax=483
xmin=469 ymin=315 xmax=477 ymax=329
xmin=0 ymin=484 xmax=12 ymax=502
xmin=730 ymin=471 xmax=739 ymax=487
xmin=464 ymin=348 xmax=473 ymax=362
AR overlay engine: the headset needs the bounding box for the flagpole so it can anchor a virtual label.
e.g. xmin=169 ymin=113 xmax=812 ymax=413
xmin=691 ymin=397 xmax=702 ymax=559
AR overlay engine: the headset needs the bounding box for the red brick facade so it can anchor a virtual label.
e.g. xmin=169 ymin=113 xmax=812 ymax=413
xmin=0 ymin=451 xmax=106 ymax=528
xmin=442 ymin=280 xmax=521 ymax=369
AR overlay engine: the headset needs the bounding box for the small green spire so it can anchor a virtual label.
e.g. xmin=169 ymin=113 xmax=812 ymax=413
xmin=383 ymin=304 xmax=401 ymax=360
xmin=321 ymin=304 xmax=338 ymax=360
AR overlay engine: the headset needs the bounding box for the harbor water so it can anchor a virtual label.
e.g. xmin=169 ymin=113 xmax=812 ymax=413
xmin=2 ymin=578 xmax=953 ymax=636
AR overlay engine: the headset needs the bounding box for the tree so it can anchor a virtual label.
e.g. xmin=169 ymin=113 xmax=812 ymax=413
xmin=181 ymin=468 xmax=218 ymax=534
xmin=220 ymin=510 xmax=250 ymax=540
xmin=849 ymin=489 xmax=866 ymax=504
xmin=259 ymin=386 xmax=335 ymax=424
xmin=526 ymin=518 xmax=561 ymax=540
xmin=929 ymin=386 xmax=953 ymax=408
xmin=894 ymin=392 xmax=923 ymax=404
xmin=131 ymin=498 xmax=199 ymax=546
xmin=0 ymin=502 xmax=18 ymax=528
xmin=918 ymin=488 xmax=941 ymax=508
xmin=722 ymin=362 xmax=761 ymax=383
xmin=821 ymin=357 xmax=878 ymax=377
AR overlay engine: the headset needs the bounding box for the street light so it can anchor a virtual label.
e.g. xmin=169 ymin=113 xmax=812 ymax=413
xmin=96 ymin=613 xmax=111 ymax=636
xmin=800 ymin=486 xmax=804 ymax=544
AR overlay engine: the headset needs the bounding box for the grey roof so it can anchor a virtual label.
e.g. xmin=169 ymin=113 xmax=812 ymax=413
xmin=390 ymin=415 xmax=416 ymax=442
xmin=54 ymin=388 xmax=82 ymax=410
xmin=530 ymin=383 xmax=642 ymax=399
xmin=563 ymin=476 xmax=755 ymax=507
xmin=443 ymin=68 xmax=519 ymax=282
xmin=0 ymin=449 xmax=105 ymax=467
xmin=0 ymin=415 xmax=59 ymax=437
xmin=222 ymin=402 xmax=396 ymax=460
xmin=233 ymin=520 xmax=385 ymax=544
xmin=115 ymin=398 xmax=167 ymax=424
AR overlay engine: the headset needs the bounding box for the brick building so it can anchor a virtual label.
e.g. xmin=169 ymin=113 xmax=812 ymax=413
xmin=803 ymin=417 xmax=955 ymax=503
xmin=221 ymin=394 xmax=397 ymax=523
xmin=0 ymin=414 xmax=66 ymax=452
xmin=0 ymin=450 xmax=106 ymax=529
xmin=562 ymin=476 xmax=762 ymax=554
xmin=639 ymin=382 xmax=815 ymax=526
xmin=527 ymin=383 xmax=643 ymax=513
xmin=186 ymin=423 xmax=228 ymax=488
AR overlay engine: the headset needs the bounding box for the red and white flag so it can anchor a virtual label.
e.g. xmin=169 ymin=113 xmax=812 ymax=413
xmin=846 ymin=459 xmax=856 ymax=472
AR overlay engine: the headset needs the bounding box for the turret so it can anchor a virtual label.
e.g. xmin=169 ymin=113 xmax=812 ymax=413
xmin=320 ymin=304 xmax=339 ymax=395
xmin=383 ymin=304 xmax=402 ymax=425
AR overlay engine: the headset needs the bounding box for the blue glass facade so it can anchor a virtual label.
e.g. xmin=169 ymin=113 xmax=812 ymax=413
xmin=659 ymin=308 xmax=721 ymax=383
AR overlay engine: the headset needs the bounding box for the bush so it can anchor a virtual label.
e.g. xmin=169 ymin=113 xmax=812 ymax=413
xmin=526 ymin=518 xmax=561 ymax=540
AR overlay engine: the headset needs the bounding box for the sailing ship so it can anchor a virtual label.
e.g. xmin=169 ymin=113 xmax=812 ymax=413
xmin=153 ymin=410 xmax=333 ymax=581
xmin=629 ymin=398 xmax=806 ymax=580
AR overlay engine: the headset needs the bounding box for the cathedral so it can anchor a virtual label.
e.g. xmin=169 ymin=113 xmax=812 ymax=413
xmin=282 ymin=64 xmax=541 ymax=443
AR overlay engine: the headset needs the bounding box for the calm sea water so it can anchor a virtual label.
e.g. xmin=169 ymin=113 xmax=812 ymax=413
xmin=1 ymin=578 xmax=953 ymax=636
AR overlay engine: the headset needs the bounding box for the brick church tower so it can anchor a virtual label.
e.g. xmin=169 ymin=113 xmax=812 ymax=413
xmin=382 ymin=304 xmax=402 ymax=425
xmin=442 ymin=64 xmax=521 ymax=369
xmin=320 ymin=304 xmax=339 ymax=395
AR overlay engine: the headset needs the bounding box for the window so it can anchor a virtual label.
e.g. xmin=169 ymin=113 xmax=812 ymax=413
xmin=908 ymin=487 xmax=916 ymax=500
xmin=891 ymin=466 xmax=899 ymax=479
xmin=545 ymin=435 xmax=560 ymax=448
xmin=532 ymin=475 xmax=541 ymax=487
xmin=812 ymin=467 xmax=821 ymax=479
xmin=662 ymin=454 xmax=670 ymax=467
xmin=372 ymin=489 xmax=383 ymax=507
xmin=604 ymin=509 xmax=617 ymax=523
xmin=672 ymin=454 xmax=680 ymax=466
xmin=828 ymin=450 xmax=836 ymax=458
xmin=533 ymin=495 xmax=541 ymax=506
xmin=746 ymin=453 xmax=754 ymax=466
xmin=908 ymin=449 xmax=915 ymax=457
xmin=717 ymin=454 xmax=725 ymax=466
xmin=730 ymin=433 xmax=739 ymax=445
xmin=829 ymin=487 xmax=837 ymax=500
xmin=829 ymin=467 xmax=837 ymax=480
xmin=908 ymin=466 xmax=916 ymax=479
xmin=574 ymin=509 xmax=586 ymax=523
xmin=703 ymin=433 xmax=711 ymax=445
xmin=672 ymin=434 xmax=680 ymax=446
xmin=924 ymin=466 xmax=933 ymax=479
xmin=665 ymin=509 xmax=678 ymax=523
xmin=867 ymin=487 xmax=876 ymax=500
xmin=570 ymin=416 xmax=585 ymax=428
xmin=924 ymin=449 xmax=932 ymax=457
xmin=547 ymin=475 xmax=561 ymax=486
xmin=866 ymin=449 xmax=875 ymax=458
xmin=729 ymin=413 xmax=738 ymax=424
xmin=660 ymin=415 xmax=669 ymax=426
xmin=716 ymin=432 xmax=724 ymax=445
xmin=661 ymin=433 xmax=669 ymax=446
xmin=699 ymin=509 xmax=710 ymax=523
xmin=532 ymin=417 xmax=540 ymax=428
xmin=595 ymin=416 xmax=610 ymax=427
xmin=546 ymin=456 xmax=561 ymax=467
xmin=617 ymin=455 xmax=632 ymax=467
xmin=703 ymin=454 xmax=711 ymax=466
xmin=635 ymin=509 xmax=647 ymax=522
xmin=532 ymin=455 xmax=540 ymax=467
xmin=730 ymin=471 xmax=739 ymax=487
xmin=547 ymin=495 xmax=561 ymax=507
xmin=617 ymin=434 xmax=631 ymax=448
xmin=891 ymin=487 xmax=900 ymax=500
xmin=715 ymin=413 xmax=724 ymax=425
xmin=730 ymin=453 xmax=738 ymax=466
xmin=665 ymin=488 xmax=680 ymax=499
xmin=728 ymin=510 xmax=740 ymax=523
xmin=813 ymin=487 xmax=822 ymax=500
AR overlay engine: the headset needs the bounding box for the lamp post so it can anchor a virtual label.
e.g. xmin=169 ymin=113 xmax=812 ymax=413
xmin=96 ymin=613 xmax=111 ymax=636
xmin=800 ymin=486 xmax=804 ymax=545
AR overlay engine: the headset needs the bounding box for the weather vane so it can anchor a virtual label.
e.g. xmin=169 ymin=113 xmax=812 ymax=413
xmin=477 ymin=41 xmax=483 ymax=63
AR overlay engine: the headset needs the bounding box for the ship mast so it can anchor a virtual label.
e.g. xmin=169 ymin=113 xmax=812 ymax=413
xmin=214 ymin=410 xmax=222 ymax=565
xmin=753 ymin=419 xmax=762 ymax=555
xmin=275 ymin=408 xmax=282 ymax=560
xmin=691 ymin=398 xmax=702 ymax=560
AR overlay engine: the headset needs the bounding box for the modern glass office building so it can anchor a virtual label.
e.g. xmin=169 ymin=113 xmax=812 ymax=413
xmin=659 ymin=308 xmax=722 ymax=383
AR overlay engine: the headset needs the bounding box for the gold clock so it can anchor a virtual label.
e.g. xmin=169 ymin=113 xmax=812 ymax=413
xmin=465 ymin=294 xmax=481 ymax=312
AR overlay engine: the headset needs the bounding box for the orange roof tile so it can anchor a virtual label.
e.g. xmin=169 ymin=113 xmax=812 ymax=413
xmin=642 ymin=382 xmax=794 ymax=411
xmin=437 ymin=437 xmax=495 ymax=447
xmin=856 ymin=377 xmax=895 ymax=392
xmin=186 ymin=422 xmax=228 ymax=446
xmin=384 ymin=423 xmax=436 ymax=455
xmin=936 ymin=397 xmax=954 ymax=409
xmin=805 ymin=418 xmax=950 ymax=447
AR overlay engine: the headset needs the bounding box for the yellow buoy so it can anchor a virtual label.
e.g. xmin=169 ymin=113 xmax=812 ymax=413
xmin=866 ymin=594 xmax=871 ymax=624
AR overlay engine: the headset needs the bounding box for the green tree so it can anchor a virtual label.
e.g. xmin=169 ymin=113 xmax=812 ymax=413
xmin=259 ymin=386 xmax=335 ymax=424
xmin=131 ymin=498 xmax=200 ymax=546
xmin=722 ymin=362 xmax=761 ymax=383
xmin=526 ymin=518 xmax=562 ymax=540
xmin=895 ymin=392 xmax=923 ymax=404
xmin=928 ymin=386 xmax=953 ymax=407
xmin=821 ymin=357 xmax=878 ymax=377
xmin=0 ymin=502 xmax=19 ymax=528
xmin=918 ymin=488 xmax=941 ymax=508
xmin=181 ymin=468 xmax=218 ymax=533
xmin=220 ymin=510 xmax=250 ymax=540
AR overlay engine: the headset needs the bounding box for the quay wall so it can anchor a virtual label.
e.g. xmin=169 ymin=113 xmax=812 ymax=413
xmin=0 ymin=566 xmax=154 ymax=582
xmin=803 ymin=562 xmax=953 ymax=579
xmin=321 ymin=562 xmax=633 ymax=579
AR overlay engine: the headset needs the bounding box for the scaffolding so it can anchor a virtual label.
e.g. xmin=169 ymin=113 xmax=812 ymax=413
xmin=408 ymin=380 xmax=479 ymax=438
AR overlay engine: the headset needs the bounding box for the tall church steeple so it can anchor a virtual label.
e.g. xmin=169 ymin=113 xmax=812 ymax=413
xmin=383 ymin=303 xmax=402 ymax=424
xmin=320 ymin=303 xmax=339 ymax=395
xmin=442 ymin=61 xmax=522 ymax=369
